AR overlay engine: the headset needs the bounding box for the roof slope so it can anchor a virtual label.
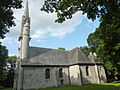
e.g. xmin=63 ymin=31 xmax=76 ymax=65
xmin=77 ymin=48 xmax=94 ymax=63
xmin=68 ymin=48 xmax=94 ymax=64
xmin=29 ymin=47 xmax=69 ymax=65
xmin=22 ymin=46 xmax=101 ymax=66
xmin=28 ymin=46 xmax=52 ymax=59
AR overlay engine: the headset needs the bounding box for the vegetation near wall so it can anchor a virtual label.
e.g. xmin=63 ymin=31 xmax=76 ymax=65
xmin=1 ymin=83 xmax=120 ymax=90
xmin=0 ymin=42 xmax=17 ymax=88
xmin=0 ymin=0 xmax=22 ymax=87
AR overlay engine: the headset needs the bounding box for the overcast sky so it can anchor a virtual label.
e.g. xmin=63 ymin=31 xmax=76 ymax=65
xmin=0 ymin=0 xmax=100 ymax=56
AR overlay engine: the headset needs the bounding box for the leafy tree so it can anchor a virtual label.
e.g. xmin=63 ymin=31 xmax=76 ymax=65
xmin=41 ymin=0 xmax=120 ymax=23
xmin=5 ymin=56 xmax=17 ymax=87
xmin=98 ymin=6 xmax=120 ymax=80
xmin=0 ymin=42 xmax=16 ymax=87
xmin=87 ymin=23 xmax=120 ymax=81
xmin=80 ymin=46 xmax=91 ymax=56
xmin=101 ymin=29 xmax=120 ymax=80
xmin=0 ymin=0 xmax=22 ymax=39
xmin=58 ymin=47 xmax=65 ymax=50
xmin=0 ymin=42 xmax=8 ymax=86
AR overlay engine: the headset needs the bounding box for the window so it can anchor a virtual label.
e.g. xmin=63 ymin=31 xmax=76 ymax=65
xmin=100 ymin=67 xmax=102 ymax=71
xmin=86 ymin=66 xmax=89 ymax=76
xmin=59 ymin=68 xmax=63 ymax=78
xmin=60 ymin=80 xmax=63 ymax=86
xmin=45 ymin=69 xmax=50 ymax=79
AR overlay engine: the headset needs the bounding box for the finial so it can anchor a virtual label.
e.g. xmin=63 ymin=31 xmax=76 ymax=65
xmin=89 ymin=52 xmax=92 ymax=55
xmin=26 ymin=0 xmax=28 ymax=9
xmin=93 ymin=52 xmax=97 ymax=57
xmin=24 ymin=0 xmax=29 ymax=17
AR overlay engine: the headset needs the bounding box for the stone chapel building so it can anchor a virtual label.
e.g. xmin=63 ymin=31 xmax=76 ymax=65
xmin=14 ymin=1 xmax=107 ymax=90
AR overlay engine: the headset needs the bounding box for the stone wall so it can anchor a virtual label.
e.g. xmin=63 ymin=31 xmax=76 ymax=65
xmin=80 ymin=65 xmax=98 ymax=84
xmin=97 ymin=65 xmax=107 ymax=83
xmin=17 ymin=65 xmax=106 ymax=90
xmin=22 ymin=66 xmax=70 ymax=90
xmin=69 ymin=65 xmax=82 ymax=85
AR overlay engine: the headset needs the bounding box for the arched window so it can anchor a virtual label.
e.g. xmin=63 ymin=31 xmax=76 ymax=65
xmin=45 ymin=69 xmax=50 ymax=79
xmin=59 ymin=68 xmax=63 ymax=78
xmin=86 ymin=66 xmax=89 ymax=76
xmin=100 ymin=67 xmax=102 ymax=71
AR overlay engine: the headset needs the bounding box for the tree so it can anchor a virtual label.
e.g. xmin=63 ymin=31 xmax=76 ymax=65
xmin=0 ymin=42 xmax=8 ymax=86
xmin=80 ymin=46 xmax=91 ymax=56
xmin=41 ymin=0 xmax=120 ymax=23
xmin=87 ymin=29 xmax=105 ymax=58
xmin=87 ymin=24 xmax=120 ymax=81
xmin=5 ymin=56 xmax=17 ymax=87
xmin=0 ymin=0 xmax=22 ymax=39
xmin=58 ymin=47 xmax=65 ymax=50
xmin=0 ymin=42 xmax=17 ymax=87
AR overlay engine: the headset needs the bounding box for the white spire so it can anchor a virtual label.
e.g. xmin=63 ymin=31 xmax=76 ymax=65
xmin=24 ymin=0 xmax=29 ymax=17
xmin=23 ymin=0 xmax=30 ymax=25
xmin=19 ymin=0 xmax=30 ymax=60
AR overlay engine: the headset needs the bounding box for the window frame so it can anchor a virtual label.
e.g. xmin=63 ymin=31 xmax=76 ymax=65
xmin=45 ymin=68 xmax=50 ymax=79
xmin=86 ymin=66 xmax=89 ymax=76
xmin=59 ymin=68 xmax=63 ymax=78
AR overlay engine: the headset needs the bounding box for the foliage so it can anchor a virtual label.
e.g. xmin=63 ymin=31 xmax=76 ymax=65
xmin=6 ymin=56 xmax=16 ymax=71
xmin=80 ymin=46 xmax=91 ymax=56
xmin=41 ymin=0 xmax=120 ymax=23
xmin=5 ymin=56 xmax=17 ymax=87
xmin=58 ymin=47 xmax=65 ymax=50
xmin=81 ymin=13 xmax=120 ymax=80
xmin=87 ymin=18 xmax=120 ymax=81
xmin=0 ymin=0 xmax=22 ymax=39
xmin=0 ymin=42 xmax=8 ymax=86
xmin=0 ymin=88 xmax=12 ymax=90
xmin=99 ymin=7 xmax=120 ymax=80
xmin=0 ymin=45 xmax=17 ymax=87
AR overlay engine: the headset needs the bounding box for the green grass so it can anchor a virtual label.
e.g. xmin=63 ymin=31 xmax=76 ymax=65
xmin=1 ymin=83 xmax=120 ymax=90
xmin=101 ymin=82 xmax=120 ymax=86
xmin=0 ymin=88 xmax=12 ymax=90
xmin=38 ymin=83 xmax=120 ymax=90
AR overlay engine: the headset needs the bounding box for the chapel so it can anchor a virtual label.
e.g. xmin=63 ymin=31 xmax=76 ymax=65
xmin=14 ymin=1 xmax=107 ymax=90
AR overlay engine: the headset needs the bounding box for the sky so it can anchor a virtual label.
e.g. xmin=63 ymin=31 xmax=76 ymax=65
xmin=0 ymin=0 xmax=100 ymax=56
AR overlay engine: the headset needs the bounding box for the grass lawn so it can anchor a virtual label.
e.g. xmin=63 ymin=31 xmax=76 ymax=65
xmin=0 ymin=88 xmax=12 ymax=90
xmin=38 ymin=83 xmax=120 ymax=90
xmin=1 ymin=82 xmax=120 ymax=90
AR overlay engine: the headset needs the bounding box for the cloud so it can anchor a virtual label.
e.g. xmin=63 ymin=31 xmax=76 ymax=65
xmin=0 ymin=37 xmax=17 ymax=44
xmin=0 ymin=0 xmax=84 ymax=45
xmin=5 ymin=0 xmax=84 ymax=41
xmin=1 ymin=0 xmax=85 ymax=55
xmin=31 ymin=30 xmax=47 ymax=39
xmin=13 ymin=0 xmax=83 ymax=38
xmin=37 ymin=39 xmax=46 ymax=43
xmin=29 ymin=0 xmax=83 ymax=39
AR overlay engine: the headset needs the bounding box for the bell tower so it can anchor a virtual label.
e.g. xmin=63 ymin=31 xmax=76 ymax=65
xmin=18 ymin=1 xmax=30 ymax=60
xmin=14 ymin=1 xmax=31 ymax=90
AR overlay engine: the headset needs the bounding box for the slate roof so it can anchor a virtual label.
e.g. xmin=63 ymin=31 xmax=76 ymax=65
xmin=21 ymin=46 xmax=102 ymax=66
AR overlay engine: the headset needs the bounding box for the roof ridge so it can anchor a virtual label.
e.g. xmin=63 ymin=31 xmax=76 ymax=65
xmin=29 ymin=46 xmax=53 ymax=50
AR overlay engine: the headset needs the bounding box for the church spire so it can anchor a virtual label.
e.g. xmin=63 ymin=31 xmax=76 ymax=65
xmin=18 ymin=0 xmax=31 ymax=60
xmin=24 ymin=0 xmax=29 ymax=17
